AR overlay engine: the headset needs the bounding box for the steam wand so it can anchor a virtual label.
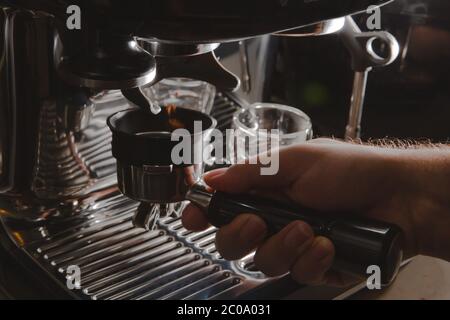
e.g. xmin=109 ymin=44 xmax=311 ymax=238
xmin=340 ymin=16 xmax=400 ymax=140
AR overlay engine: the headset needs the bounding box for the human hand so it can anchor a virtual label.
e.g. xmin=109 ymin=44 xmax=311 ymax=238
xmin=182 ymin=138 xmax=450 ymax=286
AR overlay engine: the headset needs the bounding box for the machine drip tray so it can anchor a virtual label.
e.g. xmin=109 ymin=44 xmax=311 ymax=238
xmin=0 ymin=191 xmax=301 ymax=300
xmin=26 ymin=194 xmax=271 ymax=299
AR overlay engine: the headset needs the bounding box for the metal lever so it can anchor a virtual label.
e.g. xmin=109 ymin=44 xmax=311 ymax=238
xmin=340 ymin=16 xmax=400 ymax=140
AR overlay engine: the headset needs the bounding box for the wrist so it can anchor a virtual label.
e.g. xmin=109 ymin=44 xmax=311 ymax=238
xmin=392 ymin=148 xmax=450 ymax=260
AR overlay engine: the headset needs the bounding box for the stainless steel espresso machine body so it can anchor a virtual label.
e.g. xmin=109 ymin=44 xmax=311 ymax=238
xmin=0 ymin=0 xmax=395 ymax=299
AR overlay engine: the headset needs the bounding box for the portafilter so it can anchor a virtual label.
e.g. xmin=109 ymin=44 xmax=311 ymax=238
xmin=107 ymin=107 xmax=216 ymax=229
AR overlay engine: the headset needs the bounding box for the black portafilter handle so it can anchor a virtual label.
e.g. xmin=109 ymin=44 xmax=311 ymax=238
xmin=186 ymin=184 xmax=404 ymax=286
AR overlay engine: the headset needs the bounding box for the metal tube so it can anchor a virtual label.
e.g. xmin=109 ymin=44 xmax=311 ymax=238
xmin=345 ymin=71 xmax=369 ymax=141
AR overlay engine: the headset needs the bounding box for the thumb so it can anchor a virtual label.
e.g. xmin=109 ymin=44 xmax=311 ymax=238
xmin=204 ymin=146 xmax=318 ymax=194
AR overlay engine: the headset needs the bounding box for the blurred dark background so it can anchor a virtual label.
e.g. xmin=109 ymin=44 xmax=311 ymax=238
xmin=219 ymin=0 xmax=450 ymax=143
xmin=270 ymin=0 xmax=450 ymax=142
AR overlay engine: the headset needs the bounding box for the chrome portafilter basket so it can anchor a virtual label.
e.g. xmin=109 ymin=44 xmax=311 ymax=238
xmin=107 ymin=107 xmax=216 ymax=230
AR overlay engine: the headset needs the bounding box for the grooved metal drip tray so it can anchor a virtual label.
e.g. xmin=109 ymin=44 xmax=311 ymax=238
xmin=19 ymin=193 xmax=281 ymax=300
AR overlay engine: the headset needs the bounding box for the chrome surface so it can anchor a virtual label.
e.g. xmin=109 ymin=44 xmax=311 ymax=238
xmin=56 ymin=37 xmax=158 ymax=90
xmin=133 ymin=202 xmax=174 ymax=230
xmin=3 ymin=192 xmax=275 ymax=300
xmin=0 ymin=7 xmax=16 ymax=193
xmin=185 ymin=183 xmax=214 ymax=213
xmin=112 ymin=104 xmax=217 ymax=230
xmin=117 ymin=162 xmax=203 ymax=204
xmin=153 ymin=51 xmax=241 ymax=92
xmin=141 ymin=41 xmax=220 ymax=57
xmin=209 ymin=93 xmax=241 ymax=132
xmin=275 ymin=18 xmax=346 ymax=37
xmin=30 ymin=92 xmax=122 ymax=201
xmin=0 ymin=9 xmax=126 ymax=214
xmin=345 ymin=71 xmax=368 ymax=141
xmin=340 ymin=17 xmax=400 ymax=72
xmin=238 ymin=41 xmax=251 ymax=94
xmin=340 ymin=17 xmax=400 ymax=140
xmin=218 ymin=36 xmax=276 ymax=103
xmin=57 ymin=58 xmax=157 ymax=91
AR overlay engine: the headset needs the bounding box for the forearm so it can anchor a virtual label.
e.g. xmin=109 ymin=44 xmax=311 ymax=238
xmin=394 ymin=147 xmax=450 ymax=260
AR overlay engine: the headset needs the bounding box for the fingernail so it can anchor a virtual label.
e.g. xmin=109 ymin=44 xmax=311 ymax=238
xmin=311 ymin=238 xmax=333 ymax=261
xmin=283 ymin=222 xmax=313 ymax=251
xmin=239 ymin=217 xmax=267 ymax=244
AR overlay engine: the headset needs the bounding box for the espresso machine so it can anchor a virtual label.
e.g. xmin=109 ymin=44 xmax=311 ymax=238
xmin=0 ymin=0 xmax=402 ymax=299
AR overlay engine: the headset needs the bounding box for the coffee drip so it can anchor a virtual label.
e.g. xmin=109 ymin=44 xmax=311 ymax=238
xmin=122 ymin=87 xmax=162 ymax=115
